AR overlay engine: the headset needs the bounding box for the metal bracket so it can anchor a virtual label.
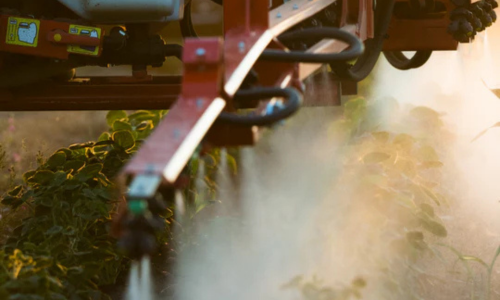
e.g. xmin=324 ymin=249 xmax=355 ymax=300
xmin=122 ymin=38 xmax=226 ymax=184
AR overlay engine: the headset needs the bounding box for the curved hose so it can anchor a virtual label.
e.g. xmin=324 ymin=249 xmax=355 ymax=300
xmin=217 ymin=87 xmax=302 ymax=127
xmin=260 ymin=27 xmax=364 ymax=63
xmin=329 ymin=0 xmax=395 ymax=82
xmin=383 ymin=51 xmax=432 ymax=70
xmin=180 ymin=0 xmax=198 ymax=38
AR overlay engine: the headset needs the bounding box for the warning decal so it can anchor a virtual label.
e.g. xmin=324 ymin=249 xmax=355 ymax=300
xmin=67 ymin=25 xmax=102 ymax=56
xmin=6 ymin=17 xmax=40 ymax=47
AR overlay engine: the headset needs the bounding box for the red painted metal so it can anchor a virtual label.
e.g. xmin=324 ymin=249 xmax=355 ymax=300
xmin=205 ymin=124 xmax=257 ymax=147
xmin=122 ymin=38 xmax=226 ymax=184
xmin=47 ymin=29 xmax=101 ymax=47
xmin=383 ymin=0 xmax=459 ymax=51
xmin=223 ymin=0 xmax=270 ymax=97
xmin=0 ymin=77 xmax=180 ymax=111
xmin=0 ymin=0 xmax=480 ymax=195
xmin=0 ymin=15 xmax=104 ymax=60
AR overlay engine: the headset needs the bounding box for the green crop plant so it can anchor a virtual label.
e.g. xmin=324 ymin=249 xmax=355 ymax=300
xmin=0 ymin=109 xmax=232 ymax=299
xmin=324 ymin=96 xmax=470 ymax=299
xmin=282 ymin=275 xmax=367 ymax=300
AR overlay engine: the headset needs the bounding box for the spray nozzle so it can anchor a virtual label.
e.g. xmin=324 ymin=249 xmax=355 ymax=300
xmin=128 ymin=199 xmax=148 ymax=216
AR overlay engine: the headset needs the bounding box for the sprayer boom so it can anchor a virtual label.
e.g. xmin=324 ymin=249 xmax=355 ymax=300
xmin=0 ymin=0 xmax=497 ymax=259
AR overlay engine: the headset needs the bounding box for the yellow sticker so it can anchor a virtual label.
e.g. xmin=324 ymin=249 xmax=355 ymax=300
xmin=67 ymin=25 xmax=102 ymax=56
xmin=6 ymin=17 xmax=40 ymax=47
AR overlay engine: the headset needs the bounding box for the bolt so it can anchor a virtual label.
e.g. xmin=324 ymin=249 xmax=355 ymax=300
xmin=173 ymin=129 xmax=181 ymax=139
xmin=293 ymin=4 xmax=299 ymax=9
xmin=196 ymin=98 xmax=204 ymax=109
xmin=146 ymin=164 xmax=155 ymax=173
xmin=195 ymin=48 xmax=206 ymax=56
xmin=238 ymin=41 xmax=246 ymax=52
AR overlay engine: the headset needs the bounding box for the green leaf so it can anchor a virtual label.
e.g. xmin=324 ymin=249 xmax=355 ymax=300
xmin=63 ymin=160 xmax=85 ymax=173
xmin=52 ymin=171 xmax=69 ymax=186
xmin=45 ymin=225 xmax=63 ymax=236
xmin=393 ymin=133 xmax=415 ymax=151
xmin=372 ymin=131 xmax=390 ymax=143
xmin=1 ymin=195 xmax=22 ymax=207
xmin=128 ymin=111 xmax=156 ymax=123
xmin=410 ymin=106 xmax=443 ymax=127
xmin=136 ymin=122 xmax=152 ymax=131
xmin=420 ymin=203 xmax=435 ymax=217
xmin=40 ymin=197 xmax=54 ymax=208
xmin=419 ymin=185 xmax=441 ymax=206
xmin=106 ymin=110 xmax=127 ymax=127
xmin=418 ymin=213 xmax=447 ymax=237
xmin=69 ymin=142 xmax=95 ymax=150
xmin=48 ymin=293 xmax=67 ymax=300
xmin=406 ymin=231 xmax=424 ymax=241
xmin=489 ymin=245 xmax=500 ymax=271
xmin=8 ymin=185 xmax=23 ymax=196
xmin=94 ymin=140 xmax=114 ymax=147
xmin=64 ymin=178 xmax=82 ymax=190
xmin=47 ymin=152 xmax=67 ymax=168
xmin=112 ymin=131 xmax=135 ymax=150
xmin=63 ymin=226 xmax=76 ymax=236
xmin=22 ymin=170 xmax=36 ymax=183
xmin=77 ymin=164 xmax=103 ymax=178
xmin=82 ymin=188 xmax=96 ymax=199
xmin=362 ymin=152 xmax=390 ymax=164
xmin=461 ymin=256 xmax=489 ymax=269
xmin=98 ymin=132 xmax=111 ymax=142
xmin=27 ymin=170 xmax=55 ymax=185
xmin=393 ymin=192 xmax=416 ymax=209
xmin=417 ymin=145 xmax=439 ymax=162
xmin=56 ymin=148 xmax=73 ymax=158
xmin=471 ymin=121 xmax=500 ymax=142
xmin=112 ymin=120 xmax=132 ymax=132
xmin=226 ymin=154 xmax=238 ymax=175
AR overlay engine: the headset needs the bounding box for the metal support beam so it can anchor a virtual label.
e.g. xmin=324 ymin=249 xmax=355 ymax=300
xmin=122 ymin=38 xmax=226 ymax=184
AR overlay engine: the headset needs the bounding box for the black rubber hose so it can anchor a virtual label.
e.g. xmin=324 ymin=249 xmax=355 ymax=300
xmin=383 ymin=50 xmax=432 ymax=70
xmin=216 ymin=87 xmax=302 ymax=127
xmin=180 ymin=0 xmax=198 ymax=38
xmin=164 ymin=44 xmax=184 ymax=60
xmin=329 ymin=0 xmax=395 ymax=82
xmin=259 ymin=27 xmax=364 ymax=63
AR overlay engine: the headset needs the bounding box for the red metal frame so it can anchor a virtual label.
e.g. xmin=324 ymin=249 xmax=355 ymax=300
xmin=122 ymin=38 xmax=226 ymax=184
xmin=0 ymin=15 xmax=104 ymax=59
xmin=0 ymin=0 xmax=471 ymax=188
xmin=0 ymin=77 xmax=180 ymax=111
xmin=383 ymin=0 xmax=459 ymax=51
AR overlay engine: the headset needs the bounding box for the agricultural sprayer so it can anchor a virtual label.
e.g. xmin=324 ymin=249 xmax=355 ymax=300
xmin=0 ymin=0 xmax=497 ymax=260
